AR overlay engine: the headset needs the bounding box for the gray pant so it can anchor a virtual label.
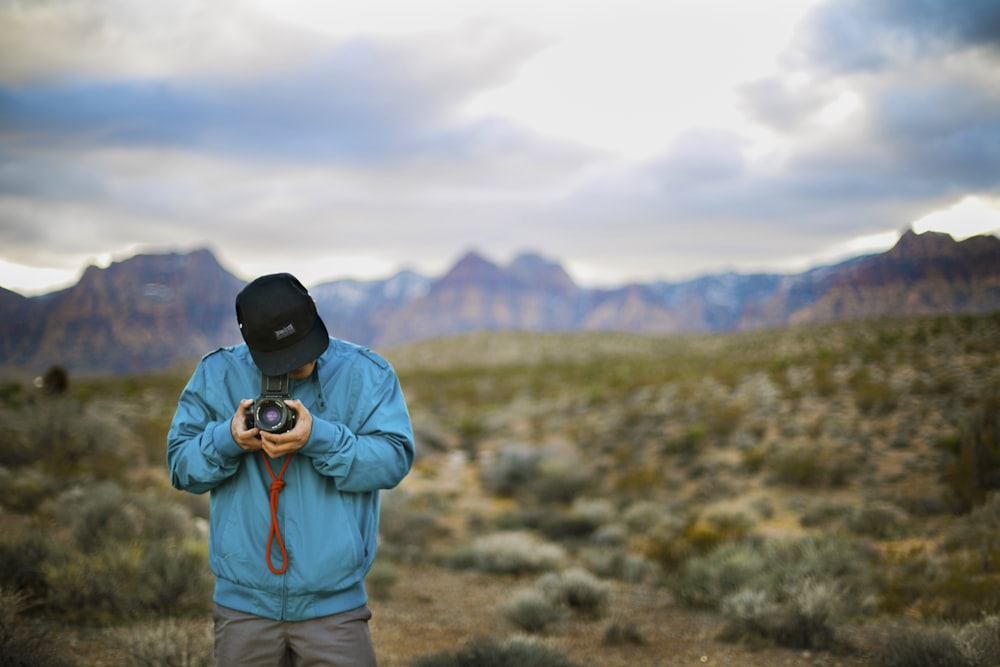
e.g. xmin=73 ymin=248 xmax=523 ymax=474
xmin=213 ymin=604 xmax=376 ymax=667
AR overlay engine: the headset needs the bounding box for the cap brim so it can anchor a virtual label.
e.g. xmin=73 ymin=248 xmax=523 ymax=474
xmin=249 ymin=317 xmax=329 ymax=375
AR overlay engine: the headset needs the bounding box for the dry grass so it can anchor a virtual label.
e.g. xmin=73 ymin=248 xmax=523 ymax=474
xmin=3 ymin=313 xmax=1000 ymax=667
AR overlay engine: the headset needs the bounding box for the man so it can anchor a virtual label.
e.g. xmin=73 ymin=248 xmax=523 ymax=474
xmin=167 ymin=272 xmax=414 ymax=666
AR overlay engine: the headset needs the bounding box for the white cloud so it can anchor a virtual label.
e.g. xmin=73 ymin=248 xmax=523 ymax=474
xmin=912 ymin=196 xmax=1000 ymax=240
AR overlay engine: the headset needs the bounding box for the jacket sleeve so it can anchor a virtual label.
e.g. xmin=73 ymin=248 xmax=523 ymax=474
xmin=166 ymin=357 xmax=247 ymax=494
xmin=302 ymin=355 xmax=415 ymax=492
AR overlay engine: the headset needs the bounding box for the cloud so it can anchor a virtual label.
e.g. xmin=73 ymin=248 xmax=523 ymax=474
xmin=789 ymin=0 xmax=1000 ymax=74
xmin=1 ymin=0 xmax=999 ymax=294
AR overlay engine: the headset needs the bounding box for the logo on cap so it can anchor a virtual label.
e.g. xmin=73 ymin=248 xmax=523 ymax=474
xmin=274 ymin=323 xmax=297 ymax=341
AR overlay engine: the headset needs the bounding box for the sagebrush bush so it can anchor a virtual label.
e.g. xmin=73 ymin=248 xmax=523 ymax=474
xmin=503 ymin=588 xmax=565 ymax=634
xmin=366 ymin=558 xmax=401 ymax=599
xmin=0 ymin=518 xmax=54 ymax=598
xmin=480 ymin=447 xmax=593 ymax=505
xmin=114 ymin=618 xmax=214 ymax=667
xmin=581 ymin=545 xmax=654 ymax=583
xmin=378 ymin=489 xmax=452 ymax=562
xmin=480 ymin=447 xmax=543 ymax=498
xmin=539 ymin=567 xmax=610 ymax=619
xmin=720 ymin=578 xmax=847 ymax=650
xmin=0 ymin=587 xmax=76 ymax=667
xmin=451 ymin=531 xmax=566 ymax=575
xmin=846 ymin=501 xmax=910 ymax=539
xmin=942 ymin=394 xmax=1000 ymax=512
xmin=46 ymin=482 xmax=197 ymax=553
xmin=872 ymin=622 xmax=971 ymax=667
xmin=957 ymin=614 xmax=1000 ymax=666
xmin=24 ymin=477 xmax=213 ymax=623
xmin=669 ymin=534 xmax=881 ymax=613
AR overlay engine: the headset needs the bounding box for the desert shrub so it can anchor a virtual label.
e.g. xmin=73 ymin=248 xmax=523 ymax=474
xmin=0 ymin=465 xmax=58 ymax=513
xmin=46 ymin=482 xmax=196 ymax=553
xmin=622 ymin=500 xmax=678 ymax=534
xmin=114 ymin=619 xmax=213 ymax=667
xmin=538 ymin=567 xmax=609 ymax=619
xmin=719 ymin=578 xmax=848 ymax=650
xmin=480 ymin=447 xmax=543 ymax=498
xmin=669 ymin=534 xmax=880 ymax=613
xmin=881 ymin=545 xmax=1000 ymax=621
xmin=872 ymin=622 xmax=971 ymax=667
xmin=450 ymin=531 xmax=566 ymax=575
xmin=366 ymin=559 xmax=401 ymax=599
xmin=644 ymin=503 xmax=757 ymax=572
xmin=413 ymin=636 xmax=582 ymax=667
xmin=851 ymin=371 xmax=898 ymax=416
xmin=503 ymin=588 xmax=565 ymax=634
xmin=3 ymin=475 xmax=213 ymax=624
xmin=0 ymin=587 xmax=76 ymax=667
xmin=581 ymin=545 xmax=654 ymax=583
xmin=942 ymin=395 xmax=1000 ymax=512
xmin=765 ymin=442 xmax=856 ymax=488
xmin=139 ymin=539 xmax=213 ymax=615
xmin=957 ymin=614 xmax=1000 ymax=666
xmin=480 ymin=447 xmax=593 ymax=505
xmin=530 ymin=455 xmax=594 ymax=505
xmin=0 ymin=519 xmax=55 ymax=598
xmin=799 ymin=498 xmax=851 ymax=528
xmin=43 ymin=541 xmax=145 ymax=624
xmin=845 ymin=502 xmax=910 ymax=539
xmin=378 ymin=490 xmax=452 ymax=562
xmin=0 ymin=380 xmax=26 ymax=408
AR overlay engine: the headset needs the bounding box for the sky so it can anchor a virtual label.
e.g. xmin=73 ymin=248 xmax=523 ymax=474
xmin=1 ymin=0 xmax=999 ymax=296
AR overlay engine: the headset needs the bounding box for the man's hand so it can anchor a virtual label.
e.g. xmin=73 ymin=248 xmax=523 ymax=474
xmin=231 ymin=399 xmax=263 ymax=452
xmin=259 ymin=399 xmax=313 ymax=459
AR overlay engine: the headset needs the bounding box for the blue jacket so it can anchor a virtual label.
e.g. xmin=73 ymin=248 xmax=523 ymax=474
xmin=166 ymin=338 xmax=414 ymax=621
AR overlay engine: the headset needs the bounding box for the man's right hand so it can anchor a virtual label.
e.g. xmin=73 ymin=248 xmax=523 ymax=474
xmin=231 ymin=399 xmax=263 ymax=451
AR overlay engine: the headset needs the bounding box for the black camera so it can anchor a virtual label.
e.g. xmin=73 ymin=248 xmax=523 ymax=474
xmin=244 ymin=373 xmax=297 ymax=434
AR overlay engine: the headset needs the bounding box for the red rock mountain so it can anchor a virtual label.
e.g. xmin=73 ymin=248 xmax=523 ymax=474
xmin=1 ymin=231 xmax=998 ymax=376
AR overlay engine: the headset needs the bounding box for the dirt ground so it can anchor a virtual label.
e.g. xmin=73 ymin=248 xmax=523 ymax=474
xmin=370 ymin=562 xmax=878 ymax=667
xmin=60 ymin=560 xmax=878 ymax=666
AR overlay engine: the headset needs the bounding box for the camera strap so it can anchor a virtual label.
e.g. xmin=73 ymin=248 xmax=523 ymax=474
xmin=261 ymin=451 xmax=293 ymax=575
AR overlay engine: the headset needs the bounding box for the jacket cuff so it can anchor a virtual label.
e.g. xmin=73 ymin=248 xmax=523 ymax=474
xmin=214 ymin=421 xmax=245 ymax=460
xmin=301 ymin=417 xmax=342 ymax=457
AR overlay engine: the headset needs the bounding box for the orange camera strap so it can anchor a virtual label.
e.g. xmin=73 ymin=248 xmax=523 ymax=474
xmin=261 ymin=451 xmax=293 ymax=575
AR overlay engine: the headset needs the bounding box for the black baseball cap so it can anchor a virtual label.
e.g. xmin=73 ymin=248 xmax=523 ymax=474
xmin=235 ymin=273 xmax=329 ymax=375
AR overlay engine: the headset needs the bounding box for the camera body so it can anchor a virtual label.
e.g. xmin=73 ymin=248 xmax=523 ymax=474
xmin=244 ymin=373 xmax=297 ymax=434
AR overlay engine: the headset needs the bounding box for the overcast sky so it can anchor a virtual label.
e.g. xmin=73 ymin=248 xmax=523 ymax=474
xmin=1 ymin=0 xmax=999 ymax=295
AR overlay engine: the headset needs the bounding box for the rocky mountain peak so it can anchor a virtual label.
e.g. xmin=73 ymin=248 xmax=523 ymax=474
xmin=3 ymin=231 xmax=999 ymax=375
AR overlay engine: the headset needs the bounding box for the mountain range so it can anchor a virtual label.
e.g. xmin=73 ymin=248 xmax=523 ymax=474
xmin=1 ymin=229 xmax=999 ymax=376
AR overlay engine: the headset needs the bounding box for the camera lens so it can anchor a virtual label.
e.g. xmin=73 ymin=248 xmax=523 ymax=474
xmin=256 ymin=400 xmax=286 ymax=431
